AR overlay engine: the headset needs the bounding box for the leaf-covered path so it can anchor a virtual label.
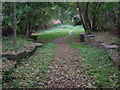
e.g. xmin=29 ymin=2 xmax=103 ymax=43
xmin=3 ymin=25 xmax=118 ymax=88
xmin=45 ymin=29 xmax=84 ymax=88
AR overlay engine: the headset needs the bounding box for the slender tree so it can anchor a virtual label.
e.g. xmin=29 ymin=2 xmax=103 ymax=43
xmin=26 ymin=2 xmax=31 ymax=38
xmin=92 ymin=2 xmax=102 ymax=31
xmin=77 ymin=2 xmax=87 ymax=31
xmin=77 ymin=2 xmax=92 ymax=32
xmin=85 ymin=2 xmax=91 ymax=29
xmin=117 ymin=2 xmax=120 ymax=38
xmin=13 ymin=2 xmax=16 ymax=46
xmin=77 ymin=2 xmax=103 ymax=32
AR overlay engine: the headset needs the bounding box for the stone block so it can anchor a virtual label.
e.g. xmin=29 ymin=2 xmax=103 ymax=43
xmin=16 ymin=50 xmax=26 ymax=60
xmin=84 ymin=34 xmax=119 ymax=67
xmin=104 ymin=45 xmax=118 ymax=50
xmin=86 ymin=35 xmax=94 ymax=37
xmin=99 ymin=43 xmax=106 ymax=49
xmin=33 ymin=43 xmax=43 ymax=48
xmin=2 ymin=53 xmax=16 ymax=60
xmin=109 ymin=54 xmax=118 ymax=67
xmin=94 ymin=39 xmax=102 ymax=47
xmin=89 ymin=37 xmax=94 ymax=46
xmin=30 ymin=36 xmax=37 ymax=40
xmin=79 ymin=33 xmax=85 ymax=42
xmin=2 ymin=43 xmax=43 ymax=62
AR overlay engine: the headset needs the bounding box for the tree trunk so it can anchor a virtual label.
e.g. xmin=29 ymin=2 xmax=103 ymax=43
xmin=77 ymin=2 xmax=92 ymax=32
xmin=117 ymin=2 xmax=120 ymax=38
xmin=81 ymin=3 xmax=89 ymax=30
xmin=92 ymin=2 xmax=102 ymax=31
xmin=45 ymin=24 xmax=48 ymax=29
xmin=13 ymin=2 xmax=16 ymax=46
xmin=26 ymin=2 xmax=31 ymax=38
xmin=77 ymin=2 xmax=87 ymax=31
xmin=59 ymin=9 xmax=63 ymax=24
xmin=92 ymin=14 xmax=97 ymax=31
xmin=27 ymin=20 xmax=31 ymax=38
xmin=60 ymin=16 xmax=63 ymax=24
xmin=85 ymin=2 xmax=91 ymax=29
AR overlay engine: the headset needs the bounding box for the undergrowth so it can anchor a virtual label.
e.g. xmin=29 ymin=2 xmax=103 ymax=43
xmin=3 ymin=43 xmax=56 ymax=88
xmin=2 ymin=35 xmax=33 ymax=53
xmin=69 ymin=42 xmax=118 ymax=88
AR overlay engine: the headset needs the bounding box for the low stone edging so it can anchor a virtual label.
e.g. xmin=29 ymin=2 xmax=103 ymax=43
xmin=2 ymin=43 xmax=43 ymax=73
xmin=2 ymin=43 xmax=43 ymax=61
xmin=79 ymin=33 xmax=119 ymax=67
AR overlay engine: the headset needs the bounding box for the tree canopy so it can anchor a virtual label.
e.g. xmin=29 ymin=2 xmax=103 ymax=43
xmin=2 ymin=2 xmax=119 ymax=37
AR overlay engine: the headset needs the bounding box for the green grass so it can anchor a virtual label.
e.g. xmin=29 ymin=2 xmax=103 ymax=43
xmin=2 ymin=35 xmax=33 ymax=53
xmin=35 ymin=25 xmax=85 ymax=43
xmin=3 ymin=43 xmax=56 ymax=88
xmin=36 ymin=25 xmax=73 ymax=43
xmin=72 ymin=25 xmax=85 ymax=38
xmin=69 ymin=42 xmax=118 ymax=88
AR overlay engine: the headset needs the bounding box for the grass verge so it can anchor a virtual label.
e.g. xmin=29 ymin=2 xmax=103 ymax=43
xmin=69 ymin=42 xmax=118 ymax=88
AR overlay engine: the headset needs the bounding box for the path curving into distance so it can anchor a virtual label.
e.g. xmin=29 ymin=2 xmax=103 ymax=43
xmin=45 ymin=27 xmax=84 ymax=88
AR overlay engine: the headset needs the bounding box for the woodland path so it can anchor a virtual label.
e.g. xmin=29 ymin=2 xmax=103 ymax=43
xmin=45 ymin=28 xmax=84 ymax=88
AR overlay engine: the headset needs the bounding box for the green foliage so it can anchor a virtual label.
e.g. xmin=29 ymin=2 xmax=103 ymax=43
xmin=86 ymin=2 xmax=119 ymax=32
xmin=2 ymin=2 xmax=119 ymax=35
xmin=51 ymin=2 xmax=77 ymax=23
xmin=98 ymin=2 xmax=118 ymax=14
xmin=97 ymin=3 xmax=118 ymax=30
xmin=2 ymin=2 xmax=54 ymax=34
xmin=86 ymin=29 xmax=92 ymax=35
xmin=2 ymin=2 xmax=78 ymax=35
xmin=69 ymin=42 xmax=118 ymax=88
xmin=2 ymin=35 xmax=33 ymax=52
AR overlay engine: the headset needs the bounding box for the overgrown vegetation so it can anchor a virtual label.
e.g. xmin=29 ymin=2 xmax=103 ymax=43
xmin=2 ymin=35 xmax=33 ymax=53
xmin=69 ymin=42 xmax=118 ymax=88
xmin=77 ymin=2 xmax=119 ymax=36
xmin=2 ymin=2 xmax=77 ymax=38
xmin=3 ymin=43 xmax=56 ymax=88
xmin=2 ymin=2 xmax=119 ymax=38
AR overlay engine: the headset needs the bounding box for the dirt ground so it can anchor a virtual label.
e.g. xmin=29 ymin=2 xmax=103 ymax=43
xmin=92 ymin=32 xmax=119 ymax=45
